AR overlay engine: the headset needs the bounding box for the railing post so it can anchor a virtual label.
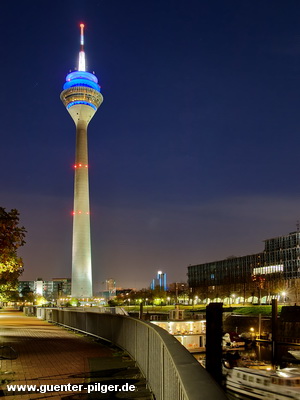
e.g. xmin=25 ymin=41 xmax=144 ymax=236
xmin=161 ymin=342 xmax=164 ymax=400
xmin=146 ymin=327 xmax=149 ymax=388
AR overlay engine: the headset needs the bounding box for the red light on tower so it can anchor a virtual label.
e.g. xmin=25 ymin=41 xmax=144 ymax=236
xmin=80 ymin=24 xmax=85 ymax=50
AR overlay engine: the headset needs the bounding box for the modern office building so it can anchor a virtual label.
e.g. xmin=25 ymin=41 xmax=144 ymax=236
xmin=106 ymin=279 xmax=116 ymax=298
xmin=19 ymin=278 xmax=71 ymax=301
xmin=150 ymin=271 xmax=167 ymax=291
xmin=43 ymin=278 xmax=72 ymax=300
xmin=61 ymin=24 xmax=103 ymax=297
xmin=188 ymin=231 xmax=300 ymax=304
xmin=19 ymin=280 xmax=35 ymax=296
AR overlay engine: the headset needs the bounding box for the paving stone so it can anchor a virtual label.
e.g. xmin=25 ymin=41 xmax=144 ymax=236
xmin=0 ymin=310 xmax=153 ymax=400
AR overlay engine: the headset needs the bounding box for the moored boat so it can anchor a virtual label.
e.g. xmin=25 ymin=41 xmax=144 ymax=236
xmin=226 ymin=367 xmax=300 ymax=400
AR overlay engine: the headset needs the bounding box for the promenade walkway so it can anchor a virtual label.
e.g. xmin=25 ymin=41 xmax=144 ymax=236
xmin=0 ymin=310 xmax=152 ymax=400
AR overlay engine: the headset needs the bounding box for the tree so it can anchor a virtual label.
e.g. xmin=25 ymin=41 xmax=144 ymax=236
xmin=0 ymin=208 xmax=26 ymax=301
xmin=21 ymin=285 xmax=34 ymax=302
xmin=35 ymin=295 xmax=47 ymax=306
xmin=251 ymin=273 xmax=266 ymax=305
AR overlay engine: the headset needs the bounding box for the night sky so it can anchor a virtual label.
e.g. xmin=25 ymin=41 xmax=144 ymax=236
xmin=2 ymin=1 xmax=300 ymax=291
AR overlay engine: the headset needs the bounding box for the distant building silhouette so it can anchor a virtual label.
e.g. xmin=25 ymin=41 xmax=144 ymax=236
xmin=150 ymin=271 xmax=167 ymax=291
xmin=104 ymin=278 xmax=116 ymax=300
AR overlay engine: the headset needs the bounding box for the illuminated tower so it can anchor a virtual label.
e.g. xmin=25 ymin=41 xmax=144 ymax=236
xmin=60 ymin=24 xmax=103 ymax=297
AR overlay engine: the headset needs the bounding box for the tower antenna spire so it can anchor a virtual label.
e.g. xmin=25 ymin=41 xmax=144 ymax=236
xmin=78 ymin=23 xmax=86 ymax=71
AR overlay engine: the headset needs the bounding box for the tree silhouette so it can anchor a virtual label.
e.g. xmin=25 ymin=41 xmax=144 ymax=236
xmin=0 ymin=208 xmax=26 ymax=301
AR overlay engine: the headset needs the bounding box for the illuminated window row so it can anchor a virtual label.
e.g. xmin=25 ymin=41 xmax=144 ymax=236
xmin=66 ymin=100 xmax=97 ymax=111
xmin=61 ymin=86 xmax=102 ymax=108
xmin=253 ymin=265 xmax=284 ymax=275
xmin=72 ymin=211 xmax=90 ymax=215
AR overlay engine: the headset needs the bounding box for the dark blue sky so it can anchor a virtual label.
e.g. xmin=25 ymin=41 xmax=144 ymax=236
xmin=2 ymin=0 xmax=300 ymax=290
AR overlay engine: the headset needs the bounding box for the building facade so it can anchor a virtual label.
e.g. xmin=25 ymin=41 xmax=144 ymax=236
xmin=19 ymin=278 xmax=71 ymax=301
xmin=188 ymin=231 xmax=300 ymax=304
xmin=19 ymin=281 xmax=35 ymax=296
xmin=150 ymin=271 xmax=167 ymax=291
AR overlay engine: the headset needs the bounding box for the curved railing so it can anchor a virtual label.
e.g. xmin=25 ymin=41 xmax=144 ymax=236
xmin=48 ymin=309 xmax=227 ymax=400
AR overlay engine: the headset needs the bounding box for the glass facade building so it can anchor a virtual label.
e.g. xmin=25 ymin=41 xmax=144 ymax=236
xmin=150 ymin=271 xmax=167 ymax=291
xmin=19 ymin=278 xmax=71 ymax=301
xmin=188 ymin=231 xmax=300 ymax=303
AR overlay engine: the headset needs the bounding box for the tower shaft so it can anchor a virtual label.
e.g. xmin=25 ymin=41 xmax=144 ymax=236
xmin=61 ymin=24 xmax=103 ymax=299
xmin=72 ymin=120 xmax=92 ymax=298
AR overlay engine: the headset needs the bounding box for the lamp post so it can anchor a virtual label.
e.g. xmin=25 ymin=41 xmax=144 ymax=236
xmin=193 ymin=295 xmax=198 ymax=309
xmin=231 ymin=294 xmax=236 ymax=305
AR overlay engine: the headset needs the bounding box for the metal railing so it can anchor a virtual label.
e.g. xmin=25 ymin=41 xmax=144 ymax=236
xmin=47 ymin=309 xmax=227 ymax=400
xmin=24 ymin=306 xmax=128 ymax=320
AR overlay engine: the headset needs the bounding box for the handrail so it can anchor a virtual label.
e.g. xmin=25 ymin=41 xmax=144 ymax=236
xmin=48 ymin=309 xmax=227 ymax=400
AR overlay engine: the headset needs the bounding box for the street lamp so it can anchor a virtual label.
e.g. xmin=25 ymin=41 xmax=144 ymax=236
xmin=231 ymin=294 xmax=236 ymax=305
xmin=193 ymin=296 xmax=198 ymax=309
xmin=282 ymin=291 xmax=286 ymax=304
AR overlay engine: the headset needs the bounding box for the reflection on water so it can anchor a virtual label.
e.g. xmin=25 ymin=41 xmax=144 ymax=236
xmin=240 ymin=343 xmax=272 ymax=362
xmin=193 ymin=344 xmax=273 ymax=365
xmin=194 ymin=343 xmax=300 ymax=365
xmin=241 ymin=342 xmax=300 ymax=365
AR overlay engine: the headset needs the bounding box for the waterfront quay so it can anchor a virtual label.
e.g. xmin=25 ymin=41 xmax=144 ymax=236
xmin=0 ymin=310 xmax=152 ymax=399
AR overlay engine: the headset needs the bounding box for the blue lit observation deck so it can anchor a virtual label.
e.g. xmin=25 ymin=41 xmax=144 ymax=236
xmin=60 ymin=71 xmax=103 ymax=112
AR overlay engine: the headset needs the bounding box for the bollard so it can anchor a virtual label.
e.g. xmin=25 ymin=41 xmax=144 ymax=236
xmin=206 ymin=302 xmax=223 ymax=385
